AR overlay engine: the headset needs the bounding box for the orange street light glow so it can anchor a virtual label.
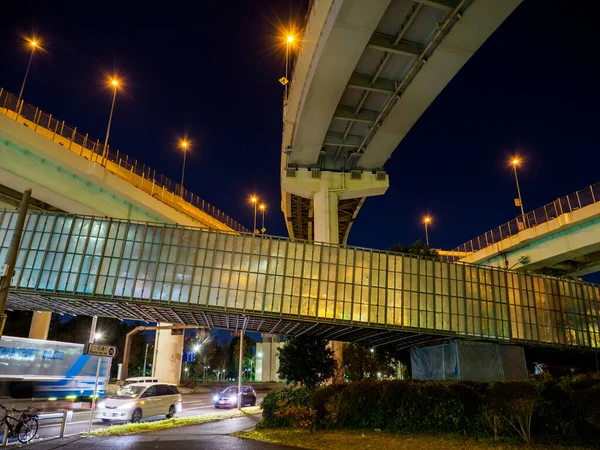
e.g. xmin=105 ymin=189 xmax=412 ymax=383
xmin=111 ymin=78 xmax=119 ymax=87
xmin=259 ymin=204 xmax=265 ymax=210
xmin=30 ymin=40 xmax=38 ymax=48
xmin=180 ymin=140 xmax=189 ymax=150
xmin=250 ymin=196 xmax=257 ymax=203
xmin=424 ymin=216 xmax=431 ymax=223
xmin=512 ymin=158 xmax=520 ymax=166
xmin=287 ymin=35 xmax=294 ymax=43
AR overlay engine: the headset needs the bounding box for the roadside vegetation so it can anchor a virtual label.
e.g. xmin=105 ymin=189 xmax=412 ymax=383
xmin=235 ymin=429 xmax=597 ymax=450
xmin=88 ymin=406 xmax=261 ymax=436
xmin=256 ymin=375 xmax=600 ymax=447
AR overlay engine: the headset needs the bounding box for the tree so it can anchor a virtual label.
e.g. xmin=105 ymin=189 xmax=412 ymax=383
xmin=343 ymin=342 xmax=397 ymax=381
xmin=278 ymin=336 xmax=336 ymax=388
xmin=230 ymin=335 xmax=256 ymax=381
xmin=389 ymin=240 xmax=440 ymax=260
xmin=212 ymin=344 xmax=229 ymax=380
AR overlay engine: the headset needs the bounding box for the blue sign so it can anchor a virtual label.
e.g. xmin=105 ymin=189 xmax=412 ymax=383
xmin=182 ymin=351 xmax=195 ymax=363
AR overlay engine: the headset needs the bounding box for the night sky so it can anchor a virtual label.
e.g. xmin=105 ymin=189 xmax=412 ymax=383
xmin=1 ymin=1 xmax=599 ymax=259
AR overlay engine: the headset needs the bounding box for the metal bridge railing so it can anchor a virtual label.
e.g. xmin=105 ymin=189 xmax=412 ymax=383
xmin=451 ymin=182 xmax=600 ymax=259
xmin=0 ymin=88 xmax=249 ymax=234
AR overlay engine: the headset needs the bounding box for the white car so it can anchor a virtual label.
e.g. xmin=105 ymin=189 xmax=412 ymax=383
xmin=96 ymin=383 xmax=182 ymax=423
xmin=123 ymin=377 xmax=159 ymax=385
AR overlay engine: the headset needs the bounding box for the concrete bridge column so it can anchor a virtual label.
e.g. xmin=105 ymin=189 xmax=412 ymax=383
xmin=152 ymin=323 xmax=184 ymax=385
xmin=28 ymin=311 xmax=52 ymax=340
xmin=283 ymin=171 xmax=388 ymax=383
xmin=256 ymin=334 xmax=281 ymax=382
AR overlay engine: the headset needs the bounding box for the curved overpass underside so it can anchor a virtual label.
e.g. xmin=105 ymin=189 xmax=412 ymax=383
xmin=282 ymin=0 xmax=522 ymax=244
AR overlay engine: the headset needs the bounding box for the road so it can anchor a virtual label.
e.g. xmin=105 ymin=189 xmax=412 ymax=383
xmin=33 ymin=391 xmax=263 ymax=440
xmin=25 ymin=416 xmax=294 ymax=449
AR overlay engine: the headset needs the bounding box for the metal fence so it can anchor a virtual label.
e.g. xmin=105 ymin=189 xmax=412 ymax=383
xmin=2 ymin=210 xmax=599 ymax=350
xmin=452 ymin=182 xmax=600 ymax=257
xmin=0 ymin=88 xmax=249 ymax=234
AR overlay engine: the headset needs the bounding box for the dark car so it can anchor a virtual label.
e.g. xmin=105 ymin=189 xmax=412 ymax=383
xmin=213 ymin=386 xmax=256 ymax=408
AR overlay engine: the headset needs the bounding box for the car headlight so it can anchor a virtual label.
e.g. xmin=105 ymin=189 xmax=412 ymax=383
xmin=118 ymin=402 xmax=136 ymax=409
xmin=213 ymin=395 xmax=219 ymax=402
xmin=97 ymin=402 xmax=105 ymax=409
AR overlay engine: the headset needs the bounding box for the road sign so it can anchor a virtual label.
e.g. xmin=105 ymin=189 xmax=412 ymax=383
xmin=85 ymin=343 xmax=118 ymax=358
xmin=261 ymin=227 xmax=266 ymax=233
xmin=183 ymin=351 xmax=195 ymax=363
xmin=279 ymin=77 xmax=289 ymax=86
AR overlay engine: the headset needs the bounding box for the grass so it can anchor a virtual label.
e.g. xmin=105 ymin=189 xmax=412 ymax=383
xmin=234 ymin=429 xmax=597 ymax=450
xmin=89 ymin=406 xmax=261 ymax=437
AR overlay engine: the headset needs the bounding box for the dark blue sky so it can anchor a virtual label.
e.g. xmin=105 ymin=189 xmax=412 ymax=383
xmin=1 ymin=1 xmax=598 ymax=256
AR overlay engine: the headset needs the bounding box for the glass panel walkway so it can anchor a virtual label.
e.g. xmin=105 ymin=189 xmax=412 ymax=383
xmin=1 ymin=210 xmax=599 ymax=349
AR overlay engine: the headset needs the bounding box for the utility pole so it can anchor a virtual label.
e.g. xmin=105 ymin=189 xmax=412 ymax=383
xmin=0 ymin=189 xmax=31 ymax=337
xmin=237 ymin=330 xmax=244 ymax=409
xmin=143 ymin=342 xmax=149 ymax=376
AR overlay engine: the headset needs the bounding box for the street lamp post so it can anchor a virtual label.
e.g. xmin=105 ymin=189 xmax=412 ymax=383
xmin=250 ymin=196 xmax=258 ymax=234
xmin=423 ymin=216 xmax=431 ymax=246
xmin=512 ymin=158 xmax=526 ymax=222
xmin=180 ymin=140 xmax=189 ymax=197
xmin=259 ymin=204 xmax=266 ymax=234
xmin=285 ymin=35 xmax=294 ymax=101
xmin=101 ymin=78 xmax=119 ymax=166
xmin=17 ymin=39 xmax=39 ymax=116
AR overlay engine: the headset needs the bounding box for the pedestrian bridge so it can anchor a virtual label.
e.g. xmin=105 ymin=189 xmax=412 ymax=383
xmin=2 ymin=210 xmax=598 ymax=351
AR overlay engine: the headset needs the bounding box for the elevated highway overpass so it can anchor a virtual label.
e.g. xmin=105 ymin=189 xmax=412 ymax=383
xmin=281 ymin=0 xmax=522 ymax=245
xmin=456 ymin=182 xmax=600 ymax=277
xmin=0 ymin=88 xmax=246 ymax=233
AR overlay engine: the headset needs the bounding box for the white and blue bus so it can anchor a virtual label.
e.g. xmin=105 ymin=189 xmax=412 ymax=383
xmin=0 ymin=336 xmax=110 ymax=400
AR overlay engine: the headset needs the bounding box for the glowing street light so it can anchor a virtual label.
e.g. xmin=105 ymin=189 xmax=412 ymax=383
xmin=193 ymin=344 xmax=200 ymax=353
xmin=511 ymin=158 xmax=526 ymax=221
xmin=179 ymin=139 xmax=190 ymax=197
xmin=423 ymin=216 xmax=432 ymax=246
xmin=17 ymin=38 xmax=41 ymax=115
xmin=250 ymin=196 xmax=259 ymax=234
xmin=101 ymin=77 xmax=120 ymax=166
xmin=259 ymin=204 xmax=266 ymax=234
xmin=94 ymin=332 xmax=103 ymax=342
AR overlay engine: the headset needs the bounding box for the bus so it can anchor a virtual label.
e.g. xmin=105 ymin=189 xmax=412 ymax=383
xmin=0 ymin=335 xmax=110 ymax=400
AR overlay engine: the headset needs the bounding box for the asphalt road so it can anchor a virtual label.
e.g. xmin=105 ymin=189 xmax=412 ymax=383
xmin=33 ymin=391 xmax=263 ymax=440
xmin=26 ymin=416 xmax=294 ymax=449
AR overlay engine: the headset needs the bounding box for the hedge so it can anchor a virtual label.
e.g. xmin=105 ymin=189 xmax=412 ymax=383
xmin=258 ymin=374 xmax=600 ymax=444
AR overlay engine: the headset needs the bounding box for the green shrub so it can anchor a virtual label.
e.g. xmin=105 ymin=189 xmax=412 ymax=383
xmin=259 ymin=386 xmax=313 ymax=428
xmin=259 ymin=375 xmax=600 ymax=445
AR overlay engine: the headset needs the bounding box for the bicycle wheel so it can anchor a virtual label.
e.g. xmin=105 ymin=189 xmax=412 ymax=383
xmin=17 ymin=417 xmax=38 ymax=444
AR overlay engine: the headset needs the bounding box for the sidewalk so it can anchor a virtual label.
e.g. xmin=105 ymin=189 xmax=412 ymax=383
xmin=26 ymin=415 xmax=296 ymax=449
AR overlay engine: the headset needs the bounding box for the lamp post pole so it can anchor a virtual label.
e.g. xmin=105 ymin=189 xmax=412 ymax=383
xmin=101 ymin=80 xmax=119 ymax=166
xmin=17 ymin=40 xmax=38 ymax=116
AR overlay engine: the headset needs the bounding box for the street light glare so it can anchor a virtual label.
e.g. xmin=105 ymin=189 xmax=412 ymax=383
xmin=30 ymin=40 xmax=38 ymax=48
xmin=259 ymin=204 xmax=265 ymax=211
xmin=94 ymin=332 xmax=103 ymax=341
xmin=512 ymin=158 xmax=520 ymax=166
xmin=287 ymin=35 xmax=294 ymax=43
xmin=424 ymin=216 xmax=431 ymax=223
xmin=180 ymin=140 xmax=189 ymax=149
xmin=111 ymin=78 xmax=119 ymax=87
xmin=250 ymin=196 xmax=257 ymax=203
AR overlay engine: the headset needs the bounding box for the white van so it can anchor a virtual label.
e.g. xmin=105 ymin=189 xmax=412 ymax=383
xmin=123 ymin=377 xmax=159 ymax=385
xmin=96 ymin=383 xmax=182 ymax=423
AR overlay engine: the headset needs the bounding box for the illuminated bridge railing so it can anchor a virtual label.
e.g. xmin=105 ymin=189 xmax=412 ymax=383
xmin=1 ymin=210 xmax=599 ymax=349
xmin=452 ymin=182 xmax=600 ymax=257
xmin=0 ymin=88 xmax=248 ymax=233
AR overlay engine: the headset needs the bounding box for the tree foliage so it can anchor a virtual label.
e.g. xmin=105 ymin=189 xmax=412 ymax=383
xmin=389 ymin=240 xmax=440 ymax=260
xmin=342 ymin=343 xmax=397 ymax=381
xmin=278 ymin=336 xmax=336 ymax=389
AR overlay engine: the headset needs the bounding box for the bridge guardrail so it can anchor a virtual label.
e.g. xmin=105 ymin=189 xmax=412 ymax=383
xmin=451 ymin=182 xmax=600 ymax=259
xmin=0 ymin=88 xmax=249 ymax=234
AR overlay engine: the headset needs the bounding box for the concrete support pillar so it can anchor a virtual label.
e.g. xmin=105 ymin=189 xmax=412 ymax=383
xmin=256 ymin=334 xmax=281 ymax=382
xmin=282 ymin=171 xmax=389 ymax=383
xmin=152 ymin=322 xmax=184 ymax=385
xmin=313 ymin=185 xmax=344 ymax=382
xmin=28 ymin=311 xmax=52 ymax=340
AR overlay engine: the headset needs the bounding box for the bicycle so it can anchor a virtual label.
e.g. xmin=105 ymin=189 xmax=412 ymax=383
xmin=0 ymin=403 xmax=39 ymax=444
